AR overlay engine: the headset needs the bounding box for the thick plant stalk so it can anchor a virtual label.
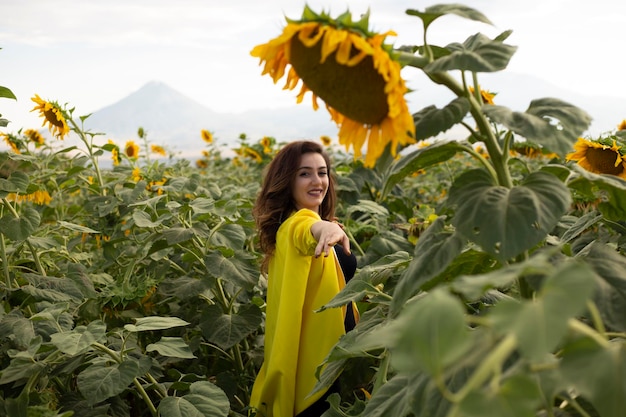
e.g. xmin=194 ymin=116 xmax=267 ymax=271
xmin=0 ymin=234 xmax=11 ymax=290
xmin=68 ymin=118 xmax=106 ymax=195
xmin=397 ymin=51 xmax=513 ymax=188
xmin=428 ymin=71 xmax=513 ymax=188
xmin=447 ymin=333 xmax=517 ymax=408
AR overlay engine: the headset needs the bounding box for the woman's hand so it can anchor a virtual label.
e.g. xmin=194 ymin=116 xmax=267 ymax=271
xmin=311 ymin=220 xmax=351 ymax=258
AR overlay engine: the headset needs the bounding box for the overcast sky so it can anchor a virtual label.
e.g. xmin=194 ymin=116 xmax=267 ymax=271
xmin=2 ymin=0 xmax=625 ymax=134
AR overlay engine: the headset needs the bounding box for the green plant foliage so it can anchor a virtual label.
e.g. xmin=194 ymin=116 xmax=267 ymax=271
xmin=2 ymin=2 xmax=626 ymax=417
xmin=424 ymin=32 xmax=518 ymax=73
xmin=483 ymin=98 xmax=593 ymax=157
xmin=447 ymin=169 xmax=571 ymax=261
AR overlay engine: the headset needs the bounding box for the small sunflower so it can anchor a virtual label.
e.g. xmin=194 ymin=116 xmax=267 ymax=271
xmin=260 ymin=136 xmax=273 ymax=154
xmin=1 ymin=132 xmax=20 ymax=153
xmin=108 ymin=139 xmax=122 ymax=166
xmin=243 ymin=146 xmax=263 ymax=163
xmin=131 ymin=167 xmax=142 ymax=182
xmin=510 ymin=142 xmax=559 ymax=160
xmin=151 ymin=144 xmax=166 ymax=156
xmin=7 ymin=190 xmax=52 ymax=205
xmin=125 ymin=141 xmax=140 ymax=159
xmin=469 ymin=86 xmax=496 ymax=105
xmin=201 ymin=129 xmax=213 ymax=144
xmin=147 ymin=178 xmax=166 ymax=195
xmin=30 ymin=95 xmax=70 ymax=140
xmin=23 ymin=129 xmax=45 ymax=147
xmin=617 ymin=120 xmax=626 ymax=131
xmin=250 ymin=6 xmax=415 ymax=167
xmin=566 ymin=136 xmax=626 ymax=178
xmin=320 ymin=135 xmax=332 ymax=146
xmin=196 ymin=159 xmax=209 ymax=169
xmin=260 ymin=136 xmax=272 ymax=148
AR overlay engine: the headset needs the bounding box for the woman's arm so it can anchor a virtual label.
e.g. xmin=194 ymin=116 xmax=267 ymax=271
xmin=310 ymin=220 xmax=351 ymax=258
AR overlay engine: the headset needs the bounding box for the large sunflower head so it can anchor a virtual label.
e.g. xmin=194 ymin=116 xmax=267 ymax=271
xmin=251 ymin=6 xmax=415 ymax=167
xmin=30 ymin=95 xmax=70 ymax=140
xmin=566 ymin=136 xmax=626 ymax=178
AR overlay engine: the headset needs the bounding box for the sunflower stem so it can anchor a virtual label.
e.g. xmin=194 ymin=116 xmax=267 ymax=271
xmin=425 ymin=70 xmax=513 ymax=188
xmin=395 ymin=51 xmax=431 ymax=69
xmin=0 ymin=232 xmax=11 ymax=290
xmin=343 ymin=224 xmax=365 ymax=257
xmin=459 ymin=144 xmax=499 ymax=184
xmin=372 ymin=349 xmax=390 ymax=394
xmin=447 ymin=333 xmax=517 ymax=404
xmin=586 ymin=300 xmax=608 ymax=340
xmin=68 ymin=118 xmax=106 ymax=195
xmin=26 ymin=239 xmax=46 ymax=276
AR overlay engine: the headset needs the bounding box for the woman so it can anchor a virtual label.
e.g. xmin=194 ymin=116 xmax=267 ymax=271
xmin=250 ymin=140 xmax=357 ymax=417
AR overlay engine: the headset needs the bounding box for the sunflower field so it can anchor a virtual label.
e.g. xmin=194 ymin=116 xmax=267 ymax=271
xmin=3 ymin=3 xmax=626 ymax=417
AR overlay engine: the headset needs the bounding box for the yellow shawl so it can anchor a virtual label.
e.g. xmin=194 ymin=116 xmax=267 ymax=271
xmin=250 ymin=209 xmax=347 ymax=417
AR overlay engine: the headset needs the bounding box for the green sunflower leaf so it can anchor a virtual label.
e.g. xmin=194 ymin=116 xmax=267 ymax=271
xmin=0 ymin=86 xmax=17 ymax=100
xmin=483 ymin=98 xmax=592 ymax=157
xmin=158 ymin=381 xmax=230 ymax=417
xmin=389 ymin=288 xmax=471 ymax=375
xmin=424 ymin=33 xmax=517 ymax=73
xmin=390 ymin=216 xmax=466 ymax=314
xmin=567 ymin=165 xmax=626 ymax=222
xmin=204 ymin=250 xmax=259 ymax=290
xmin=458 ymin=374 xmax=543 ymax=417
xmin=447 ymin=169 xmax=571 ymax=261
xmin=561 ymin=339 xmax=626 ymax=417
xmin=5 ymin=171 xmax=30 ymax=194
xmin=146 ymin=337 xmax=196 ymax=359
xmin=124 ymin=316 xmax=190 ymax=332
xmin=406 ymin=4 xmax=492 ymax=31
xmin=50 ymin=320 xmax=107 ymax=356
xmin=490 ymin=261 xmax=595 ymax=361
xmin=77 ymin=356 xmax=152 ymax=405
xmin=0 ymin=206 xmax=41 ymax=241
xmin=132 ymin=210 xmax=162 ymax=228
xmin=579 ymin=242 xmax=626 ymax=334
xmin=319 ymin=252 xmax=410 ymax=311
xmin=199 ymin=304 xmax=262 ymax=350
xmin=381 ymin=140 xmax=465 ymax=199
xmin=413 ymin=97 xmax=471 ymax=141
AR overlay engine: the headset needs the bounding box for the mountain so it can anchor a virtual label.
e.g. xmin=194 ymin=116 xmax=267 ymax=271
xmin=84 ymin=77 xmax=626 ymax=160
xmin=85 ymin=81 xmax=338 ymax=157
xmin=406 ymin=71 xmax=626 ymax=137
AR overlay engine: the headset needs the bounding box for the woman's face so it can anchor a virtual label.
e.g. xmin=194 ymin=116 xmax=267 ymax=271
xmin=292 ymin=152 xmax=329 ymax=212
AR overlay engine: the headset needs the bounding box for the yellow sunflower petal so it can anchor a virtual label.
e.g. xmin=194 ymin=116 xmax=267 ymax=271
xmin=320 ymin=28 xmax=347 ymax=63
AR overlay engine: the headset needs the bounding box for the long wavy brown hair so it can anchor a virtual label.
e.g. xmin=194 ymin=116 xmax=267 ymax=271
xmin=253 ymin=140 xmax=337 ymax=273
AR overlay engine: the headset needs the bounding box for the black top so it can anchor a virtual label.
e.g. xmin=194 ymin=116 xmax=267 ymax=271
xmin=334 ymin=244 xmax=357 ymax=332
